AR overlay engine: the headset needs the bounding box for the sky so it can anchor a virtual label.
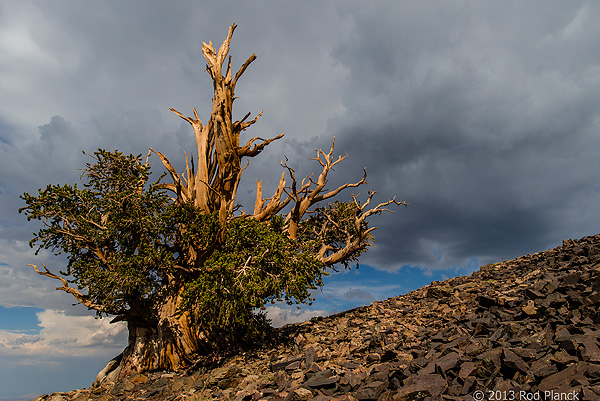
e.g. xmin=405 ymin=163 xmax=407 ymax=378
xmin=1 ymin=1 xmax=600 ymax=398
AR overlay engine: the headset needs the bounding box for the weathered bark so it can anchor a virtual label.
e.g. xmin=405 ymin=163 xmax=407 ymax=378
xmin=93 ymin=293 xmax=210 ymax=387
xmin=119 ymin=300 xmax=201 ymax=375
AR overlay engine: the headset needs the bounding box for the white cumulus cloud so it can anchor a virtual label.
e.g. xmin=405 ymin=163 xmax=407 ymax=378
xmin=264 ymin=306 xmax=329 ymax=328
xmin=0 ymin=309 xmax=127 ymax=361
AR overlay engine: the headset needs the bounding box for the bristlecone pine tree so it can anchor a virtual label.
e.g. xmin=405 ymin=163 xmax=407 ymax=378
xmin=20 ymin=24 xmax=408 ymax=385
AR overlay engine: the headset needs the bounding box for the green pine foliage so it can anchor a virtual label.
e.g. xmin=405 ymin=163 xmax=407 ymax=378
xmin=20 ymin=150 xmax=174 ymax=316
xmin=177 ymin=211 xmax=324 ymax=339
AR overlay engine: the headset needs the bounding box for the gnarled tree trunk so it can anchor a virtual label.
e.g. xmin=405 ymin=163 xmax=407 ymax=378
xmin=93 ymin=293 xmax=212 ymax=387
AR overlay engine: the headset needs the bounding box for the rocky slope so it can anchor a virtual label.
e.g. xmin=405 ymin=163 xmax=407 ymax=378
xmin=34 ymin=234 xmax=600 ymax=400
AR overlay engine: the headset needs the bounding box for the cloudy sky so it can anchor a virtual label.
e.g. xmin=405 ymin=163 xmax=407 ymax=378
xmin=2 ymin=1 xmax=600 ymax=398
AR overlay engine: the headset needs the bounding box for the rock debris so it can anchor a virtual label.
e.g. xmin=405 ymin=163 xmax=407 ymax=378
xmin=33 ymin=234 xmax=600 ymax=400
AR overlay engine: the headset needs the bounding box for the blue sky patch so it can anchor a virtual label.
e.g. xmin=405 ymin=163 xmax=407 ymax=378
xmin=302 ymin=263 xmax=478 ymax=316
xmin=0 ymin=306 xmax=44 ymax=333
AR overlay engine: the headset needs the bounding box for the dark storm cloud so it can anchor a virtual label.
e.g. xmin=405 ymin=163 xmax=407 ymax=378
xmin=342 ymin=288 xmax=375 ymax=303
xmin=318 ymin=2 xmax=600 ymax=271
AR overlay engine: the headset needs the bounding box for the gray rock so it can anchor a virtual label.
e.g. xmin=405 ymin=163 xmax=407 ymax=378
xmin=29 ymin=233 xmax=600 ymax=401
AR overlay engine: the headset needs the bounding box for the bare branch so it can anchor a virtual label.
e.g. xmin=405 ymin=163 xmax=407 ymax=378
xmin=202 ymin=40 xmax=217 ymax=75
xmin=29 ymin=263 xmax=109 ymax=314
xmin=182 ymin=149 xmax=196 ymax=202
xmin=253 ymin=180 xmax=264 ymax=215
xmin=251 ymin=172 xmax=292 ymax=221
xmin=154 ymin=182 xmax=178 ymax=195
xmin=217 ymin=23 xmax=236 ymax=71
xmin=232 ymin=53 xmax=257 ymax=89
xmin=316 ymin=193 xmax=409 ymax=266
xmin=143 ymin=148 xmax=152 ymax=167
xmin=238 ymin=132 xmax=284 ymax=157
xmin=282 ymin=137 xmax=370 ymax=239
xmin=233 ymin=111 xmax=252 ymax=130
xmin=360 ymin=194 xmax=410 ymax=220
xmin=149 ymin=148 xmax=188 ymax=203
xmin=312 ymin=168 xmax=367 ymax=204
xmin=239 ymin=159 xmax=250 ymax=174
xmin=169 ymin=107 xmax=201 ymax=127
xmin=225 ymin=55 xmax=232 ymax=84
xmin=235 ymin=110 xmax=263 ymax=133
